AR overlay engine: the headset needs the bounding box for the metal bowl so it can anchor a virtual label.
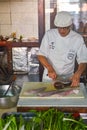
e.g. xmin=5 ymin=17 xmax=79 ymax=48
xmin=0 ymin=85 xmax=21 ymax=109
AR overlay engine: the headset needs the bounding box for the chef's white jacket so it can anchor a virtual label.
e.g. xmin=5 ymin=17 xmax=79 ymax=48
xmin=38 ymin=29 xmax=87 ymax=81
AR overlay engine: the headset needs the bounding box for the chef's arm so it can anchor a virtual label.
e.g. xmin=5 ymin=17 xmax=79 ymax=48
xmin=71 ymin=63 xmax=87 ymax=87
xmin=76 ymin=63 xmax=86 ymax=76
xmin=37 ymin=55 xmax=57 ymax=80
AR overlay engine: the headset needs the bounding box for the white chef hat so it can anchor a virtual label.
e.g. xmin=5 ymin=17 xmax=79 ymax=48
xmin=54 ymin=11 xmax=73 ymax=27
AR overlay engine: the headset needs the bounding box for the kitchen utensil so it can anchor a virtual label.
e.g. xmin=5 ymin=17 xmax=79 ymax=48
xmin=3 ymin=82 xmax=14 ymax=96
xmin=2 ymin=75 xmax=17 ymax=96
xmin=53 ymin=74 xmax=72 ymax=90
xmin=0 ymin=84 xmax=21 ymax=108
xmin=54 ymin=80 xmax=71 ymax=90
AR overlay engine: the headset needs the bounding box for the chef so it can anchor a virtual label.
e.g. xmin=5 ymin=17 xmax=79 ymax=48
xmin=37 ymin=11 xmax=87 ymax=87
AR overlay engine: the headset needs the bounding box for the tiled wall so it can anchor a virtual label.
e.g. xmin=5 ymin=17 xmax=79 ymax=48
xmin=0 ymin=0 xmax=38 ymax=39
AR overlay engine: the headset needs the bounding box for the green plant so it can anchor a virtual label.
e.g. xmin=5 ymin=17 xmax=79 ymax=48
xmin=0 ymin=108 xmax=87 ymax=130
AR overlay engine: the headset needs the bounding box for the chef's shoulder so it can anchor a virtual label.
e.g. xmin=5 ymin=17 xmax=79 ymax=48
xmin=45 ymin=28 xmax=57 ymax=35
xmin=71 ymin=30 xmax=84 ymax=40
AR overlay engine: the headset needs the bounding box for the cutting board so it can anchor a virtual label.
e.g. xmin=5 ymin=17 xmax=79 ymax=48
xmin=19 ymin=82 xmax=84 ymax=99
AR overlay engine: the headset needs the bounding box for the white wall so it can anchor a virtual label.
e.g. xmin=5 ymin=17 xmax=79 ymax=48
xmin=0 ymin=0 xmax=38 ymax=39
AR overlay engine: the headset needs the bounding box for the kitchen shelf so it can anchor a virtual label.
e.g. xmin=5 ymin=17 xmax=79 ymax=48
xmin=0 ymin=41 xmax=39 ymax=73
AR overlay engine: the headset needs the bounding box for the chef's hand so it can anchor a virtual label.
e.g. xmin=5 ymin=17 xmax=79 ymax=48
xmin=47 ymin=67 xmax=57 ymax=80
xmin=70 ymin=72 xmax=81 ymax=87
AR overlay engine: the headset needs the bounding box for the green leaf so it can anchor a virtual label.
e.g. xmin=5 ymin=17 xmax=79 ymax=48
xmin=3 ymin=120 xmax=11 ymax=130
xmin=0 ymin=118 xmax=3 ymax=130
xmin=19 ymin=125 xmax=25 ymax=130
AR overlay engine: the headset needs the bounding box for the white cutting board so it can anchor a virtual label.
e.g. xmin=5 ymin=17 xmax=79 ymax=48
xmin=19 ymin=82 xmax=84 ymax=99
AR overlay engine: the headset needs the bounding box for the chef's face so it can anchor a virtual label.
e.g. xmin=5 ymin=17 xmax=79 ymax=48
xmin=58 ymin=26 xmax=71 ymax=37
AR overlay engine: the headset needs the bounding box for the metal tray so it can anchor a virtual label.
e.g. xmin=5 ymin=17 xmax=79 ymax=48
xmin=2 ymin=112 xmax=36 ymax=121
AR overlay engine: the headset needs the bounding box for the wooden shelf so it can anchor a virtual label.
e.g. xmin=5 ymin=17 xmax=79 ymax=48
xmin=0 ymin=41 xmax=39 ymax=72
xmin=7 ymin=41 xmax=39 ymax=48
